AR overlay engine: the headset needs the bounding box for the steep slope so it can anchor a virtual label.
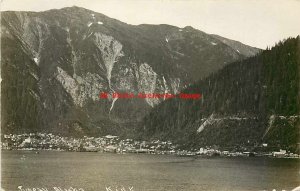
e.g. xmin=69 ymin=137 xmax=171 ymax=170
xmin=211 ymin=34 xmax=261 ymax=57
xmin=141 ymin=37 xmax=300 ymax=153
xmin=1 ymin=6 xmax=259 ymax=136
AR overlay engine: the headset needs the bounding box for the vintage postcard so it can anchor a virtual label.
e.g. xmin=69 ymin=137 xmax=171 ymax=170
xmin=0 ymin=0 xmax=299 ymax=190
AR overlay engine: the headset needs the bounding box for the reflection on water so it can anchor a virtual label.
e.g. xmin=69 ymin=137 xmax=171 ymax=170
xmin=1 ymin=150 xmax=299 ymax=191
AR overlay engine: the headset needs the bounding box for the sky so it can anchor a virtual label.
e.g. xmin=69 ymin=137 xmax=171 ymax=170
xmin=1 ymin=0 xmax=300 ymax=49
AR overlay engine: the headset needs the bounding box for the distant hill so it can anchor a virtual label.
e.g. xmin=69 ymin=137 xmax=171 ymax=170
xmin=141 ymin=37 xmax=300 ymax=153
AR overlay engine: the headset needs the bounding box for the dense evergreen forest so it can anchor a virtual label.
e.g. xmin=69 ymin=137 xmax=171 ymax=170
xmin=141 ymin=37 xmax=300 ymax=153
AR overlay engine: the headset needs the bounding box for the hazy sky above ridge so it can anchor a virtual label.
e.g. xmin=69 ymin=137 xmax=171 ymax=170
xmin=1 ymin=0 xmax=300 ymax=49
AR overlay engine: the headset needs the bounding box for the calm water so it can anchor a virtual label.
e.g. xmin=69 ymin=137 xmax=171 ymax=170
xmin=1 ymin=150 xmax=300 ymax=191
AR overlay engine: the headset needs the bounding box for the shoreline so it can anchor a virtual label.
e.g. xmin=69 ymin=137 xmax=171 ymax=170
xmin=2 ymin=148 xmax=299 ymax=159
xmin=2 ymin=133 xmax=299 ymax=159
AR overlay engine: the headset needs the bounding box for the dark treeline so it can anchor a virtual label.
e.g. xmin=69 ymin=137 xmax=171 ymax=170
xmin=141 ymin=37 xmax=300 ymax=153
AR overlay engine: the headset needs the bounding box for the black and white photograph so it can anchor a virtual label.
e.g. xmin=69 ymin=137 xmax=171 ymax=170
xmin=0 ymin=0 xmax=300 ymax=190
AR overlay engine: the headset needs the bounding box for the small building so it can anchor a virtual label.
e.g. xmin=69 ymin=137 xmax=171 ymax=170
xmin=104 ymin=145 xmax=117 ymax=153
xmin=273 ymin=149 xmax=286 ymax=157
xmin=84 ymin=145 xmax=98 ymax=152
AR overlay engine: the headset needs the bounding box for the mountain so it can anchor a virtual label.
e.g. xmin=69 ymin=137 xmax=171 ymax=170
xmin=1 ymin=6 xmax=260 ymax=137
xmin=141 ymin=37 xmax=300 ymax=153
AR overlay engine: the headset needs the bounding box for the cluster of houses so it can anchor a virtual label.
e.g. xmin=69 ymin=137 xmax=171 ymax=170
xmin=0 ymin=133 xmax=177 ymax=154
xmin=1 ymin=133 xmax=299 ymax=158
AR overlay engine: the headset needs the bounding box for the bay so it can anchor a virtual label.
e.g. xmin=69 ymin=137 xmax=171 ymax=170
xmin=1 ymin=150 xmax=299 ymax=191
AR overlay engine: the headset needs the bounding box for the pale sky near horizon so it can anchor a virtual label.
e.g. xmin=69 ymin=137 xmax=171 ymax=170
xmin=1 ymin=0 xmax=300 ymax=49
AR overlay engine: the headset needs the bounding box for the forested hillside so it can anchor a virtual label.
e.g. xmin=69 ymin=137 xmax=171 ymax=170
xmin=141 ymin=37 xmax=300 ymax=153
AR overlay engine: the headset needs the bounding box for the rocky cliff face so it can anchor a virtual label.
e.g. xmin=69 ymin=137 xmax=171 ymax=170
xmin=1 ymin=6 xmax=260 ymax=136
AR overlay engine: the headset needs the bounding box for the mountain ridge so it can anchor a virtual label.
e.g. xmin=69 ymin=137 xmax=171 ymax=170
xmin=1 ymin=6 xmax=260 ymax=137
